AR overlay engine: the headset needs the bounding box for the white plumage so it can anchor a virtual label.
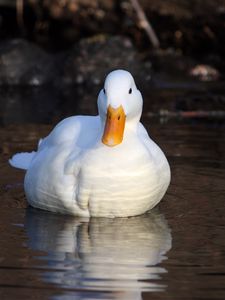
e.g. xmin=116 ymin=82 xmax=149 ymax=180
xmin=9 ymin=70 xmax=170 ymax=217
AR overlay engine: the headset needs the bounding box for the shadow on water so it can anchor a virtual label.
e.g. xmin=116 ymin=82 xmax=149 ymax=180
xmin=24 ymin=208 xmax=172 ymax=300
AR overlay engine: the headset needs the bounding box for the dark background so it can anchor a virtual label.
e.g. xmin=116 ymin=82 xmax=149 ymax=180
xmin=0 ymin=0 xmax=225 ymax=125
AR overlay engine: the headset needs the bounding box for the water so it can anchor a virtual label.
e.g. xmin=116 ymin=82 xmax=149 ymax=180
xmin=0 ymin=86 xmax=225 ymax=299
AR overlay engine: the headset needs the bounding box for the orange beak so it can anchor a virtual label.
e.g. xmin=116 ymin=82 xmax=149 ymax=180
xmin=102 ymin=105 xmax=126 ymax=147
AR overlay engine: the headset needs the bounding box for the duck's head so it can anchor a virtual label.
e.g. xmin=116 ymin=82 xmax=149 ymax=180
xmin=98 ymin=69 xmax=143 ymax=147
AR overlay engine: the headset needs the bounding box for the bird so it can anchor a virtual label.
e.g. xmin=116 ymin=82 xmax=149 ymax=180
xmin=9 ymin=69 xmax=170 ymax=218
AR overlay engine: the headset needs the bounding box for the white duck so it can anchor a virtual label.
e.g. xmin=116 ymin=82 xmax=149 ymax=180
xmin=10 ymin=70 xmax=170 ymax=217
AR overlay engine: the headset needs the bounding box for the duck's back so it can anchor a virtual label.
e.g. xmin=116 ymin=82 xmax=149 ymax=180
xmin=39 ymin=115 xmax=101 ymax=150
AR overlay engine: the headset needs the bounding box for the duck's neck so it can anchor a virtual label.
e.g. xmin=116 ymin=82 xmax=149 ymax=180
xmin=124 ymin=115 xmax=141 ymax=134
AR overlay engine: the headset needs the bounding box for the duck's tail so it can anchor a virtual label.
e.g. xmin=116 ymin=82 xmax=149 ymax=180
xmin=9 ymin=151 xmax=36 ymax=170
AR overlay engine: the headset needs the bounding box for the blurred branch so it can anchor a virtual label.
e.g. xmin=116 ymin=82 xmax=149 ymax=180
xmin=16 ymin=0 xmax=24 ymax=29
xmin=130 ymin=0 xmax=160 ymax=49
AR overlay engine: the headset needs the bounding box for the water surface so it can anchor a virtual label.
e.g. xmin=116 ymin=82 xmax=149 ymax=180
xmin=0 ymin=87 xmax=225 ymax=300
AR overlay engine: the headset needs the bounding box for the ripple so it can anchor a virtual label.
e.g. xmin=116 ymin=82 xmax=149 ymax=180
xmin=24 ymin=208 xmax=172 ymax=298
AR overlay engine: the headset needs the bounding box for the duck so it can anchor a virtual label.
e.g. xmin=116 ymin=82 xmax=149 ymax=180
xmin=9 ymin=69 xmax=170 ymax=218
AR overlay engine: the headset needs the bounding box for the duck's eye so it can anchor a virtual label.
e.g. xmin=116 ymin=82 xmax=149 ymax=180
xmin=129 ymin=88 xmax=132 ymax=94
xmin=103 ymin=88 xmax=106 ymax=94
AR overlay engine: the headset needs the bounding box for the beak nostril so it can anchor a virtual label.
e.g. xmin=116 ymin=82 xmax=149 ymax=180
xmin=118 ymin=115 xmax=121 ymax=120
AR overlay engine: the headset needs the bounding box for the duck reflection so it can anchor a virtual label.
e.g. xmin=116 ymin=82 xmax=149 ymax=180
xmin=25 ymin=208 xmax=172 ymax=299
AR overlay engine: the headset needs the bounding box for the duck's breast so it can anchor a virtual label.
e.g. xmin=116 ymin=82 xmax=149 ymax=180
xmin=78 ymin=136 xmax=169 ymax=217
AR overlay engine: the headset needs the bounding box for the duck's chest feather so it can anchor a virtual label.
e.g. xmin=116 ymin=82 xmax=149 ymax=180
xmin=71 ymin=136 xmax=169 ymax=217
xmin=80 ymin=136 xmax=155 ymax=181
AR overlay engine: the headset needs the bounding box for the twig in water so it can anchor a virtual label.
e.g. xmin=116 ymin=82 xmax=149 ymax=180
xmin=130 ymin=0 xmax=160 ymax=49
xmin=158 ymin=110 xmax=225 ymax=119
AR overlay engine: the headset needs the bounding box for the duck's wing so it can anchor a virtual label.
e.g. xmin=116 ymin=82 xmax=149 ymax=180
xmin=9 ymin=115 xmax=101 ymax=170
